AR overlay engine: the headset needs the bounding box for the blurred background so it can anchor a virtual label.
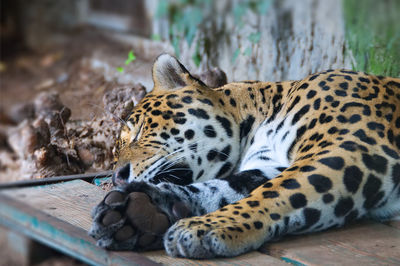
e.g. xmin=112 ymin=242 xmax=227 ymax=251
xmin=0 ymin=0 xmax=399 ymax=264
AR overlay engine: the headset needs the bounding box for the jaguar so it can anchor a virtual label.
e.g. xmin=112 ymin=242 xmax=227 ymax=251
xmin=89 ymin=53 xmax=400 ymax=259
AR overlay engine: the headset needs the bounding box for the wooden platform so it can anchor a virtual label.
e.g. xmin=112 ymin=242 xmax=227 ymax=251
xmin=0 ymin=180 xmax=399 ymax=265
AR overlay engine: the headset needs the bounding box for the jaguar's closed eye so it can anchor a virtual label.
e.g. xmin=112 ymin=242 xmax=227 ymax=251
xmin=126 ymin=120 xmax=144 ymax=143
xmin=133 ymin=122 xmax=144 ymax=142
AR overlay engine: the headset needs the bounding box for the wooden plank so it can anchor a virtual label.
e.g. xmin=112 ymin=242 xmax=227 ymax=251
xmin=0 ymin=180 xmax=285 ymax=265
xmin=1 ymin=180 xmax=108 ymax=230
xmin=143 ymin=250 xmax=287 ymax=266
xmin=386 ymin=220 xmax=400 ymax=230
xmin=259 ymin=221 xmax=400 ymax=266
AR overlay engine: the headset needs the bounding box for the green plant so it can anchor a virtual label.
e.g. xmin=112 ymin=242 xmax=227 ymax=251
xmin=117 ymin=50 xmax=136 ymax=73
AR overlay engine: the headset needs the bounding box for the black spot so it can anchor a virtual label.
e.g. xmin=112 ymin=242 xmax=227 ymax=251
xmin=216 ymin=116 xmax=233 ymax=137
xmin=204 ymin=125 xmax=217 ymax=138
xmin=160 ymin=132 xmax=170 ymax=140
xmin=207 ymin=150 xmax=218 ymax=161
xmin=270 ymin=213 xmax=281 ymax=221
xmin=323 ymin=193 xmax=334 ymax=203
xmin=287 ymin=96 xmax=301 ymax=113
xmin=254 ymin=221 xmax=263 ymax=229
xmin=301 ymin=208 xmax=321 ymax=230
xmin=318 ymin=157 xmax=344 ymax=170
xmin=224 ymin=89 xmax=231 ymax=96
xmin=281 ymin=179 xmax=301 ymax=189
xmin=263 ymin=191 xmax=279 ymax=198
xmin=219 ymin=145 xmax=231 ymax=161
xmin=151 ymin=110 xmax=162 ymax=116
xmin=337 ymin=115 xmax=347 ymax=123
xmin=381 ymin=145 xmax=399 ymax=159
xmin=344 ymin=210 xmax=359 ymax=224
xmin=187 ymin=185 xmax=200 ymax=193
xmin=307 ymin=90 xmax=317 ymax=99
xmin=150 ymin=123 xmax=159 ymax=128
xmin=362 ymin=153 xmax=388 ymax=174
xmin=339 ymin=82 xmax=349 ymax=90
xmin=334 ymin=197 xmax=354 ymax=217
xmin=230 ymin=98 xmax=237 ymax=107
xmin=188 ymin=108 xmax=210 ymax=119
xmin=247 ymin=201 xmax=260 ymax=207
xmin=166 ymin=94 xmax=178 ymax=99
xmin=198 ymin=98 xmax=214 ymax=106
xmin=349 ymin=114 xmax=361 ymax=123
xmin=219 ymin=197 xmax=228 ymax=208
xmin=308 ymin=174 xmax=332 ymax=193
xmin=353 ymin=129 xmax=376 ymax=145
xmin=292 ymin=104 xmax=310 ymax=125
xmin=242 ymin=223 xmax=251 ymax=229
xmin=184 ymin=129 xmax=195 ymax=140
xmin=227 ymin=170 xmax=266 ymax=194
xmin=166 ymin=101 xmax=183 ymax=109
xmin=325 ymin=95 xmax=334 ymax=102
xmin=299 ymin=83 xmax=309 ymax=90
xmin=367 ymin=122 xmax=385 ymax=131
xmin=335 ymin=90 xmax=347 ymax=97
xmin=216 ymin=162 xmax=232 ymax=178
xmin=241 ymin=213 xmax=250 ymax=218
xmin=300 ymin=165 xmax=316 ymax=172
xmin=174 ymin=137 xmax=184 ymax=143
xmin=182 ymin=96 xmax=192 ymax=103
xmin=328 ymin=127 xmax=338 ymax=134
xmin=240 ymin=115 xmax=255 ymax=139
xmin=170 ymin=128 xmax=180 ymax=135
xmin=343 ymin=166 xmax=363 ymax=193
xmin=196 ymin=169 xmax=204 ymax=179
xmin=392 ymin=163 xmax=400 ymax=186
xmin=313 ymin=98 xmax=321 ymax=110
xmin=362 ymin=174 xmax=384 ymax=209
xmin=289 ymin=193 xmax=307 ymax=209
xmin=173 ymin=117 xmax=187 ymax=124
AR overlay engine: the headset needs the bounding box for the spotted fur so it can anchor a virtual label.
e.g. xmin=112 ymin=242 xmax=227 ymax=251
xmin=90 ymin=54 xmax=400 ymax=258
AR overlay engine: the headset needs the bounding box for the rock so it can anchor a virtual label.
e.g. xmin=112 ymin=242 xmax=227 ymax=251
xmin=8 ymin=103 xmax=35 ymax=124
xmin=103 ymin=85 xmax=146 ymax=122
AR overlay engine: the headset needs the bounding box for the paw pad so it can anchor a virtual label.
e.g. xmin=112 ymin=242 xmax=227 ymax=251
xmin=102 ymin=210 xmax=122 ymax=226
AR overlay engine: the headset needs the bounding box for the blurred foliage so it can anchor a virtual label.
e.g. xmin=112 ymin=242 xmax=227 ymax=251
xmin=343 ymin=0 xmax=400 ymax=77
xmin=156 ymin=0 xmax=272 ymax=66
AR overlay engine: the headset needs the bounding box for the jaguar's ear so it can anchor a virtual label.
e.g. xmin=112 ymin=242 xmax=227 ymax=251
xmin=152 ymin=54 xmax=205 ymax=91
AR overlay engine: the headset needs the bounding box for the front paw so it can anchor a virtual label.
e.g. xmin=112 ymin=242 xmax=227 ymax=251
xmin=164 ymin=215 xmax=252 ymax=259
xmin=89 ymin=188 xmax=171 ymax=250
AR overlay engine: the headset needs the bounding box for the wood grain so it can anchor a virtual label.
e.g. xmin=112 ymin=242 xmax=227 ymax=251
xmin=0 ymin=180 xmax=286 ymax=265
xmin=260 ymin=221 xmax=400 ymax=266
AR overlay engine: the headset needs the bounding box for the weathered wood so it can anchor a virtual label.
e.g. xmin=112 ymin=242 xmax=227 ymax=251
xmin=143 ymin=250 xmax=287 ymax=266
xmin=0 ymin=171 xmax=113 ymax=189
xmin=259 ymin=221 xmax=400 ymax=266
xmin=0 ymin=225 xmax=55 ymax=266
xmin=0 ymin=180 xmax=286 ymax=265
xmin=0 ymin=193 xmax=159 ymax=266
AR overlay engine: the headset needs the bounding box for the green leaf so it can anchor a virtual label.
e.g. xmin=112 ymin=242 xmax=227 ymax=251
xmin=116 ymin=67 xmax=124 ymax=73
xmin=232 ymin=48 xmax=240 ymax=63
xmin=248 ymin=32 xmax=261 ymax=44
xmin=125 ymin=51 xmax=136 ymax=65
xmin=244 ymin=46 xmax=252 ymax=56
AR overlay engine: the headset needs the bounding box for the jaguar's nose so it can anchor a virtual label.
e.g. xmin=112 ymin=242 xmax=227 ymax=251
xmin=112 ymin=163 xmax=131 ymax=186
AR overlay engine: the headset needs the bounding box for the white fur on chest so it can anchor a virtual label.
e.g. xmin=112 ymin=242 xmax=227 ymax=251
xmin=239 ymin=116 xmax=297 ymax=179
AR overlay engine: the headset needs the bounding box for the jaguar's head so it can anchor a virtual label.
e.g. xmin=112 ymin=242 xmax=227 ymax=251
xmin=113 ymin=54 xmax=241 ymax=186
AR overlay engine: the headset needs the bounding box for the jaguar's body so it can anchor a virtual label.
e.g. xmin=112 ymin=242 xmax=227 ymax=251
xmin=89 ymin=54 xmax=400 ymax=258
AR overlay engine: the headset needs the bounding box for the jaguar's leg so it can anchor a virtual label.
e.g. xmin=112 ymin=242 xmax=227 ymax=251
xmin=165 ymin=150 xmax=399 ymax=258
xmin=89 ymin=170 xmax=268 ymax=250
